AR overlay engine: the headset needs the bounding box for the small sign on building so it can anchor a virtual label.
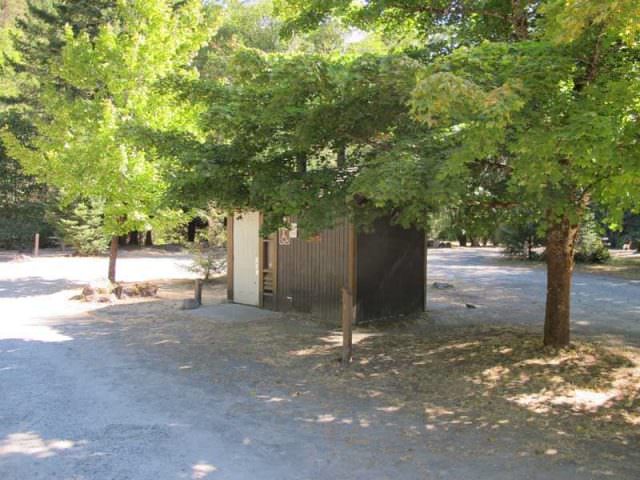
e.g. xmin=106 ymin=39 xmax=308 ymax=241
xmin=278 ymin=227 xmax=291 ymax=246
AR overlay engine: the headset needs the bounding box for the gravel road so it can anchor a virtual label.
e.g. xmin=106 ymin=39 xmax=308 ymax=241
xmin=427 ymin=248 xmax=640 ymax=340
xmin=1 ymin=248 xmax=638 ymax=479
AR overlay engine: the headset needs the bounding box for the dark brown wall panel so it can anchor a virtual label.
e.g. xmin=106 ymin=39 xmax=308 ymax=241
xmin=356 ymin=219 xmax=425 ymax=322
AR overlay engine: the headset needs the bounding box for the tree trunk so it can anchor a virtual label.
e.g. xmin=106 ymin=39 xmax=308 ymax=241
xmin=128 ymin=230 xmax=140 ymax=246
xmin=337 ymin=146 xmax=347 ymax=169
xmin=187 ymin=220 xmax=197 ymax=242
xmin=296 ymin=153 xmax=307 ymax=173
xmin=511 ymin=2 xmax=529 ymax=41
xmin=108 ymin=235 xmax=118 ymax=283
xmin=144 ymin=230 xmax=153 ymax=246
xmin=544 ymin=216 xmax=579 ymax=347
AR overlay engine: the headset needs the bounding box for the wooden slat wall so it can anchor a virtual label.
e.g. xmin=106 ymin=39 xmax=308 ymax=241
xmin=276 ymin=220 xmax=349 ymax=324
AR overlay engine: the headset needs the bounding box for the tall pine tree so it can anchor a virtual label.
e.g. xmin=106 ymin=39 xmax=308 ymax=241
xmin=0 ymin=0 xmax=57 ymax=249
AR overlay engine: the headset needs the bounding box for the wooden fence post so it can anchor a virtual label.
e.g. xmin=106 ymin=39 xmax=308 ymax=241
xmin=33 ymin=233 xmax=40 ymax=257
xmin=195 ymin=279 xmax=203 ymax=306
xmin=424 ymin=241 xmax=428 ymax=312
xmin=342 ymin=287 xmax=353 ymax=366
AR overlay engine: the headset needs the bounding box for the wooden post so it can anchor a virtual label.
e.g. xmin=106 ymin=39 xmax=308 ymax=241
xmin=342 ymin=287 xmax=353 ymax=366
xmin=227 ymin=214 xmax=234 ymax=302
xmin=194 ymin=279 xmax=203 ymax=306
xmin=424 ymin=238 xmax=428 ymax=312
xmin=33 ymin=233 xmax=40 ymax=257
xmin=258 ymin=213 xmax=264 ymax=308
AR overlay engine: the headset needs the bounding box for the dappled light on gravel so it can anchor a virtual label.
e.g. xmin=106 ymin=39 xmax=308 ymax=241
xmin=244 ymin=321 xmax=640 ymax=467
xmin=0 ymin=432 xmax=76 ymax=458
xmin=326 ymin=327 xmax=640 ymax=429
xmin=191 ymin=462 xmax=217 ymax=479
xmin=288 ymin=331 xmax=381 ymax=357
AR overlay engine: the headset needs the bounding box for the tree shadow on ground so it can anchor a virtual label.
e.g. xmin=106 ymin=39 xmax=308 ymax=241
xmin=279 ymin=324 xmax=640 ymax=453
xmin=0 ymin=278 xmax=85 ymax=298
xmin=49 ymin=283 xmax=640 ymax=477
xmin=63 ymin=287 xmax=640 ymax=448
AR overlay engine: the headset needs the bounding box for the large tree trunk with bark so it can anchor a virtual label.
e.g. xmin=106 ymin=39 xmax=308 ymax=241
xmin=108 ymin=235 xmax=119 ymax=283
xmin=544 ymin=216 xmax=579 ymax=347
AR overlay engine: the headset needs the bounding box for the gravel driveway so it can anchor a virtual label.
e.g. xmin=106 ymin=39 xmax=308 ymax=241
xmin=0 ymin=249 xmax=638 ymax=479
xmin=427 ymin=248 xmax=640 ymax=340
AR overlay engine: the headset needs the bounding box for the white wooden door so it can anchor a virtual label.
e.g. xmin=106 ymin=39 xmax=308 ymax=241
xmin=233 ymin=211 xmax=260 ymax=306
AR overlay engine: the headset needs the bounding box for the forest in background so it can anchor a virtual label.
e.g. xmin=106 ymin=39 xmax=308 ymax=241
xmin=1 ymin=0 xmax=638 ymax=254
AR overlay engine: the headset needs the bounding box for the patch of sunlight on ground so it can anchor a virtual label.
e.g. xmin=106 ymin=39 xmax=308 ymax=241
xmin=423 ymin=341 xmax=481 ymax=356
xmin=509 ymin=389 xmax=615 ymax=414
xmin=424 ymin=405 xmax=456 ymax=420
xmin=502 ymin=347 xmax=640 ymax=417
xmin=295 ymin=414 xmax=362 ymax=426
xmin=480 ymin=365 xmax=511 ymax=387
xmin=0 ymin=432 xmax=75 ymax=458
xmin=288 ymin=331 xmax=381 ymax=357
xmin=622 ymin=412 xmax=640 ymax=425
xmin=317 ymin=414 xmax=336 ymax=423
xmin=257 ymin=395 xmax=290 ymax=403
xmin=191 ymin=462 xmax=217 ymax=479
xmin=519 ymin=350 xmax=598 ymax=367
xmin=320 ymin=332 xmax=382 ymax=347
xmin=0 ymin=324 xmax=72 ymax=343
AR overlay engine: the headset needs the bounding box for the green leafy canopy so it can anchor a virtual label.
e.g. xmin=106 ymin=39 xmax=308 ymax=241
xmin=2 ymin=0 xmax=218 ymax=235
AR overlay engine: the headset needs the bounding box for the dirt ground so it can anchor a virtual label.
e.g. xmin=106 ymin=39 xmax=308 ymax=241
xmin=1 ymin=248 xmax=639 ymax=479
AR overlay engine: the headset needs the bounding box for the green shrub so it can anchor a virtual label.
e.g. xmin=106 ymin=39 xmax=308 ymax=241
xmin=186 ymin=205 xmax=227 ymax=279
xmin=57 ymin=199 xmax=109 ymax=255
xmin=496 ymin=220 xmax=543 ymax=260
xmin=574 ymin=211 xmax=610 ymax=264
xmin=187 ymin=240 xmax=226 ymax=280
